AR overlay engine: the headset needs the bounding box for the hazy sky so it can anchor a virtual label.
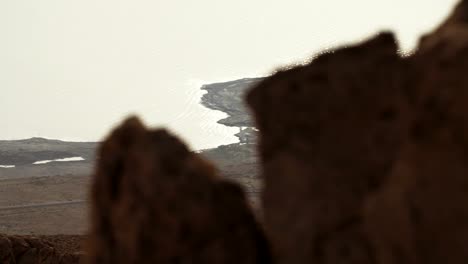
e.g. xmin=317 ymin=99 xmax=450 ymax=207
xmin=0 ymin=0 xmax=459 ymax=150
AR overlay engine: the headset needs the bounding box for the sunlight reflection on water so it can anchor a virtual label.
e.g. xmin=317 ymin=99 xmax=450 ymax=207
xmin=33 ymin=157 xmax=85 ymax=165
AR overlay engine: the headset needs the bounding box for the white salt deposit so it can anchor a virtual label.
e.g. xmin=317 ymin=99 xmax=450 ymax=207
xmin=33 ymin=157 xmax=85 ymax=165
xmin=0 ymin=165 xmax=15 ymax=168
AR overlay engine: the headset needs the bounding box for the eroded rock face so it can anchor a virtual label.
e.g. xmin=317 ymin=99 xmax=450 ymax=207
xmin=246 ymin=1 xmax=468 ymax=264
xmin=364 ymin=2 xmax=468 ymax=264
xmin=247 ymin=32 xmax=409 ymax=264
xmin=14 ymin=1 xmax=465 ymax=263
xmin=86 ymin=117 xmax=271 ymax=264
xmin=0 ymin=235 xmax=82 ymax=264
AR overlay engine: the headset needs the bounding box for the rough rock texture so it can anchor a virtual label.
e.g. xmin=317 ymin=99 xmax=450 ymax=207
xmin=7 ymin=1 xmax=468 ymax=263
xmin=0 ymin=235 xmax=83 ymax=264
xmin=364 ymin=1 xmax=468 ymax=264
xmin=246 ymin=1 xmax=468 ymax=264
xmin=247 ymin=32 xmax=409 ymax=264
xmin=85 ymin=117 xmax=271 ymax=264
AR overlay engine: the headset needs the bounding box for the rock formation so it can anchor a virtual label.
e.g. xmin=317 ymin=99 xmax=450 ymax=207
xmin=0 ymin=235 xmax=83 ymax=264
xmin=85 ymin=1 xmax=468 ymax=263
xmin=85 ymin=117 xmax=271 ymax=264
xmin=245 ymin=1 xmax=468 ymax=264
xmin=5 ymin=1 xmax=468 ymax=264
xmin=364 ymin=1 xmax=468 ymax=263
xmin=247 ymin=32 xmax=409 ymax=264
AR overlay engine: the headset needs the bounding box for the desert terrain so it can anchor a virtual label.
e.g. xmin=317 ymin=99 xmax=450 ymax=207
xmin=3 ymin=1 xmax=468 ymax=263
xmin=0 ymin=78 xmax=260 ymax=235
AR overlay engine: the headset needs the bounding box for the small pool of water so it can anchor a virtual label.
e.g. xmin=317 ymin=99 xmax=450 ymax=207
xmin=33 ymin=157 xmax=85 ymax=165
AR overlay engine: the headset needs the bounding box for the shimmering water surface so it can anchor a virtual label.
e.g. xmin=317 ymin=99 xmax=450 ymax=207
xmin=33 ymin=157 xmax=85 ymax=165
xmin=0 ymin=1 xmax=458 ymax=150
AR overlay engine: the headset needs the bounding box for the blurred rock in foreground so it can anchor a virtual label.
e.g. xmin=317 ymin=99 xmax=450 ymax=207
xmin=85 ymin=117 xmax=271 ymax=264
xmin=248 ymin=32 xmax=408 ymax=264
xmin=246 ymin=1 xmax=468 ymax=264
xmin=4 ymin=1 xmax=468 ymax=263
xmin=0 ymin=234 xmax=83 ymax=264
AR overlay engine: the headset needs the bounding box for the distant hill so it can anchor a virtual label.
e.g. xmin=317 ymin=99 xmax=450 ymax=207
xmin=201 ymin=77 xmax=263 ymax=145
xmin=201 ymin=77 xmax=263 ymax=129
xmin=0 ymin=77 xmax=263 ymax=234
xmin=0 ymin=137 xmax=97 ymax=166
xmin=0 ymin=78 xmax=263 ymax=190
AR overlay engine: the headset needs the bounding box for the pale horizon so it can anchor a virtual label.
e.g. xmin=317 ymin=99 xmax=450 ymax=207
xmin=0 ymin=0 xmax=459 ymax=150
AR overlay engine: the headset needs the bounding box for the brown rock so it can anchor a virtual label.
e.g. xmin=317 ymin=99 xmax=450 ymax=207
xmin=59 ymin=253 xmax=82 ymax=264
xmin=247 ymin=32 xmax=408 ymax=264
xmin=418 ymin=0 xmax=468 ymax=54
xmin=38 ymin=246 xmax=59 ymax=264
xmin=364 ymin=2 xmax=468 ymax=264
xmin=5 ymin=2 xmax=468 ymax=264
xmin=0 ymin=235 xmax=82 ymax=264
xmin=17 ymin=248 xmax=40 ymax=264
xmin=10 ymin=236 xmax=31 ymax=259
xmin=245 ymin=1 xmax=468 ymax=264
xmin=0 ymin=235 xmax=14 ymax=264
xmin=85 ymin=117 xmax=271 ymax=264
xmin=38 ymin=235 xmax=83 ymax=257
